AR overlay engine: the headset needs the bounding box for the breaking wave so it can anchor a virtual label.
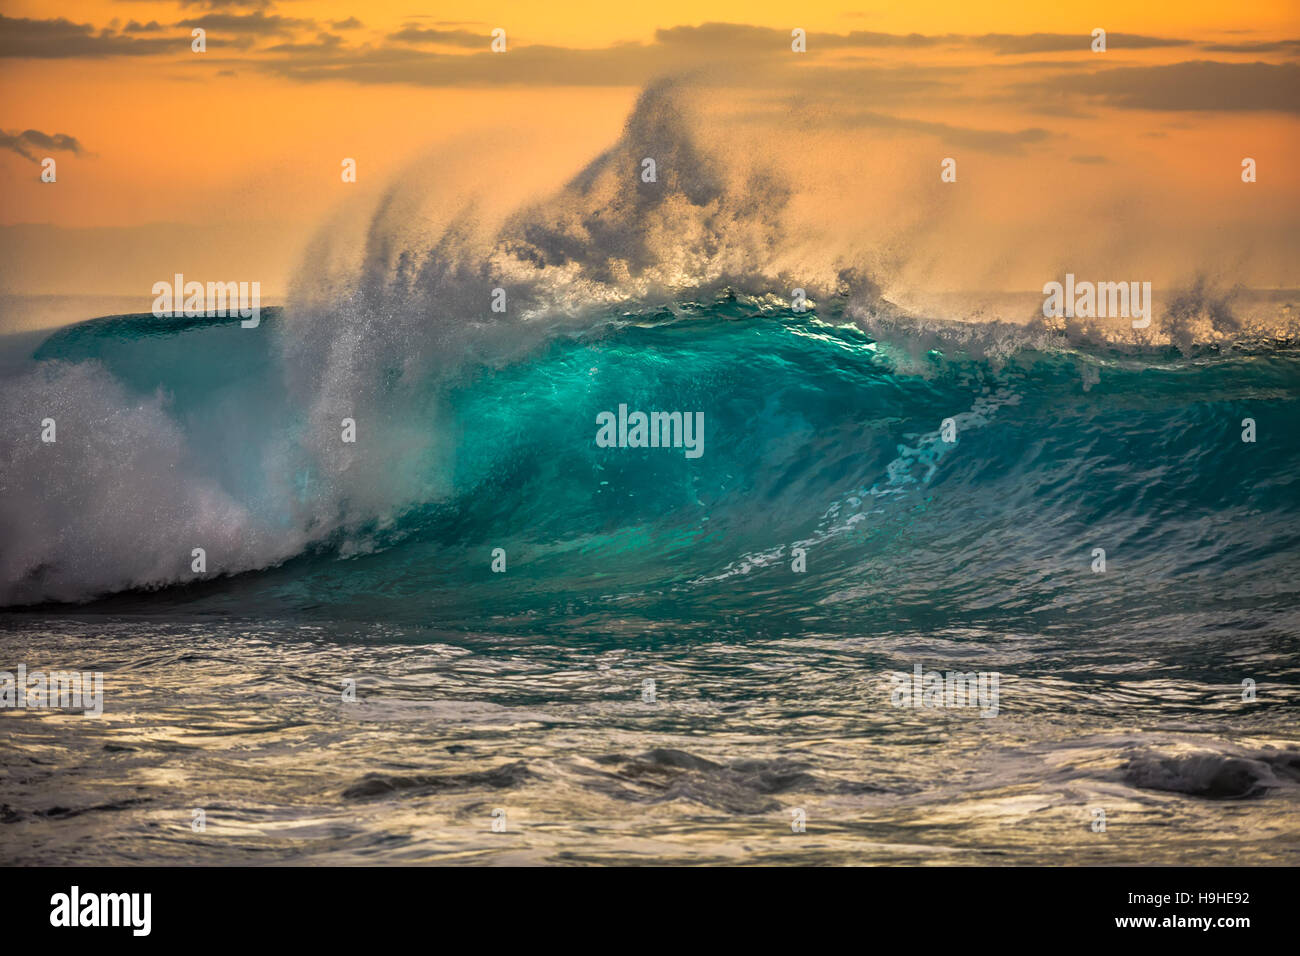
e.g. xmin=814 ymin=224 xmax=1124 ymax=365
xmin=2 ymin=81 xmax=1298 ymax=615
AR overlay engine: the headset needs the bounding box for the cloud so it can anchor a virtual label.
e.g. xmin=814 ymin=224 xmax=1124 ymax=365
xmin=0 ymin=13 xmax=266 ymax=57
xmin=173 ymin=0 xmax=274 ymax=8
xmin=256 ymin=42 xmax=658 ymax=86
xmin=0 ymin=14 xmax=181 ymax=57
xmin=249 ymin=24 xmax=962 ymax=89
xmin=650 ymin=24 xmax=1191 ymax=54
xmin=264 ymin=32 xmax=344 ymax=55
xmin=653 ymin=23 xmax=957 ymax=52
xmin=387 ymin=25 xmax=486 ymax=48
xmin=973 ymin=32 xmax=1191 ymax=54
xmin=1201 ymin=39 xmax=1300 ymax=54
xmin=1 ymin=15 xmax=1288 ymax=124
xmin=5 ymin=17 xmax=1195 ymax=66
xmin=1037 ymin=61 xmax=1300 ymax=113
xmin=248 ymin=22 xmax=1218 ymax=91
xmin=175 ymin=11 xmax=314 ymax=37
xmin=0 ymin=128 xmax=87 ymax=162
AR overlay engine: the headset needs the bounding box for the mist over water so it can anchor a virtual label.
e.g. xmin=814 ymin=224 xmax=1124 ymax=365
xmin=2 ymin=83 xmax=1298 ymax=865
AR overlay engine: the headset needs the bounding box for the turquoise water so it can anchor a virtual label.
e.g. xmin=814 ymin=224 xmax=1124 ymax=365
xmin=11 ymin=300 xmax=1300 ymax=640
xmin=1 ymin=298 xmax=1298 ymax=864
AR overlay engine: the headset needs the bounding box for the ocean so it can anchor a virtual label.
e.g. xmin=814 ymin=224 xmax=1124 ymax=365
xmin=2 ymin=293 xmax=1298 ymax=864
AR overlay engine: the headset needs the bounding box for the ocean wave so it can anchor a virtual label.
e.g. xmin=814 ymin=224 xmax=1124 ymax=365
xmin=1 ymin=82 xmax=1298 ymax=609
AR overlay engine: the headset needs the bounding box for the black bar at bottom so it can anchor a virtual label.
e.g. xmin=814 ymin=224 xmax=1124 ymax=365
xmin=2 ymin=865 xmax=1283 ymax=943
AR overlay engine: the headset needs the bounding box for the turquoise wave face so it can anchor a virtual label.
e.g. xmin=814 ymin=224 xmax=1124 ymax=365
xmin=17 ymin=299 xmax=1300 ymax=654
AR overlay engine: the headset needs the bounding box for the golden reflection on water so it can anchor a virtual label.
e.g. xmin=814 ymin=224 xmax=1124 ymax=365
xmin=2 ymin=619 xmax=1297 ymax=865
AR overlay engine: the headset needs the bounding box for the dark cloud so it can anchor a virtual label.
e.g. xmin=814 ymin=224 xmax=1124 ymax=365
xmin=401 ymin=19 xmax=487 ymax=27
xmin=1201 ymin=39 xmax=1300 ymax=54
xmin=248 ymin=23 xmax=1211 ymax=90
xmin=1070 ymin=154 xmax=1109 ymax=164
xmin=0 ymin=128 xmax=87 ymax=162
xmin=0 ymin=15 xmax=181 ymax=57
xmin=175 ymin=11 xmax=314 ymax=37
xmin=654 ymin=23 xmax=954 ymax=50
xmin=264 ymin=32 xmax=344 ymax=55
xmin=0 ymin=13 xmax=265 ymax=57
xmin=387 ymin=25 xmax=486 ymax=48
xmin=653 ymin=23 xmax=804 ymax=49
xmin=258 ymin=43 xmax=661 ymax=87
xmin=973 ymin=32 xmax=1191 ymax=54
xmin=331 ymin=18 xmax=363 ymax=31
xmin=2 ymin=16 xmax=1290 ymax=124
xmin=651 ymin=24 xmax=1190 ymax=54
xmin=1037 ymin=61 xmax=1300 ymax=114
xmin=174 ymin=0 xmax=273 ymax=8
xmin=824 ymin=30 xmax=954 ymax=49
xmin=252 ymin=22 xmax=962 ymax=88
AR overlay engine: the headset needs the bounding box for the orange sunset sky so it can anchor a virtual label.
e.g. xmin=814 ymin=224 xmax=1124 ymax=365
xmin=1 ymin=0 xmax=1298 ymax=329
